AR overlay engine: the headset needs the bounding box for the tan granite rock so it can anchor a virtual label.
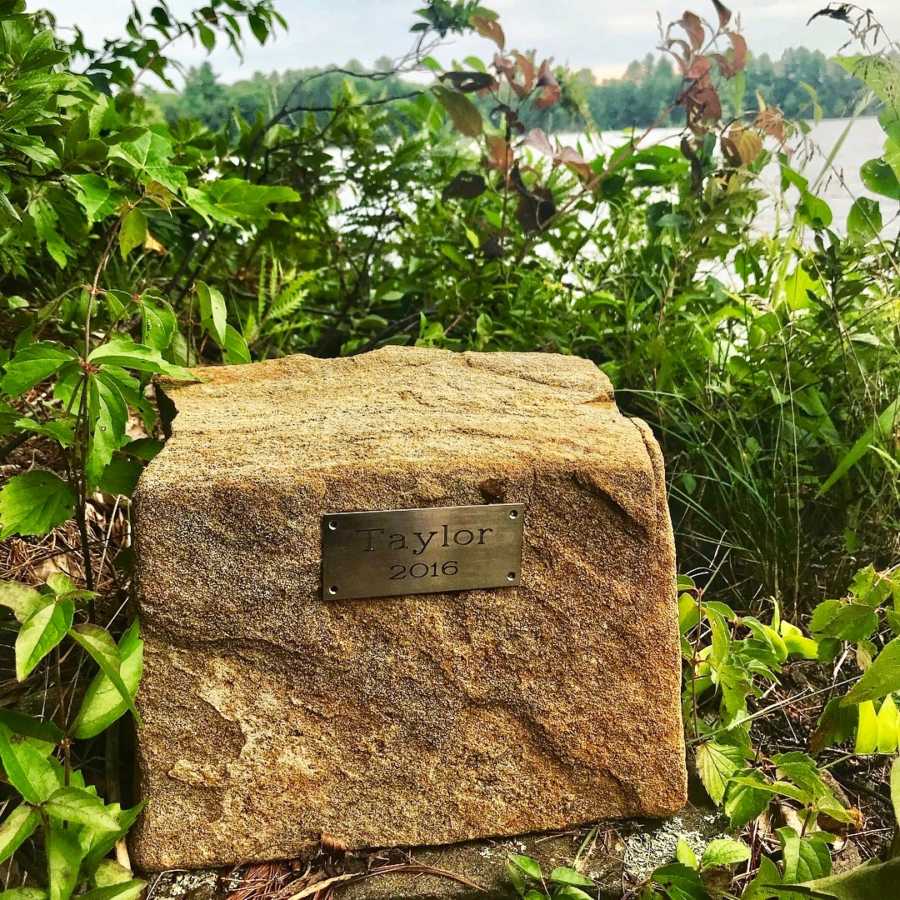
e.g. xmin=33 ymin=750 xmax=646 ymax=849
xmin=130 ymin=346 xmax=686 ymax=870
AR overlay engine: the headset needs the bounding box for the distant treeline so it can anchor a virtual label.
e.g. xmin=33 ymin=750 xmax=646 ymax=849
xmin=147 ymin=46 xmax=865 ymax=133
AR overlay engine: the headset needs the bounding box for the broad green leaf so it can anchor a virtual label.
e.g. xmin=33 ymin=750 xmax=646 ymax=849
xmin=797 ymin=192 xmax=832 ymax=229
xmin=98 ymin=458 xmax=142 ymax=498
xmin=742 ymin=855 xmax=782 ymax=899
xmin=0 ymin=580 xmax=46 ymax=623
xmin=650 ymin=862 xmax=707 ymax=900
xmin=876 ymin=695 xmax=898 ymax=753
xmin=0 ymin=722 xmax=63 ymax=804
xmin=700 ymin=838 xmax=750 ymax=869
xmin=695 ymin=740 xmax=744 ymax=805
xmin=778 ymin=827 xmax=831 ymax=884
xmin=196 ymin=281 xmax=227 ymax=346
xmin=15 ymin=597 xmax=74 ymax=681
xmin=0 ymin=342 xmax=77 ymax=396
xmin=0 ymin=471 xmax=76 ymax=539
xmin=107 ymin=130 xmax=186 ymax=193
xmin=810 ymin=697 xmax=857 ymax=753
xmin=780 ymin=622 xmax=819 ymax=660
xmin=549 ymin=866 xmax=593 ymax=886
xmin=847 ymin=197 xmax=883 ymax=243
xmin=509 ymin=854 xmax=542 ymax=880
xmin=0 ymin=889 xmax=48 ymax=900
xmin=117 ymin=208 xmax=147 ymax=258
xmin=676 ymin=838 xmax=698 ymax=869
xmin=87 ymin=339 xmax=195 ymax=381
xmin=79 ymin=882 xmax=146 ymax=900
xmin=433 ymin=85 xmax=482 ymax=137
xmin=140 ymin=298 xmax=176 ymax=351
xmin=13 ymin=415 xmax=75 ymax=448
xmin=782 ymin=856 xmax=900 ymax=898
xmin=68 ymin=624 xmax=141 ymax=726
xmin=0 ymin=710 xmax=64 ymax=745
xmin=0 ymin=803 xmax=40 ymax=863
xmin=183 ymin=180 xmax=298 ymax=226
xmin=47 ymin=822 xmax=83 ymax=900
xmin=44 ymin=787 xmax=121 ymax=832
xmin=843 ymin=638 xmax=900 ymax=705
xmin=73 ymin=619 xmax=143 ymax=739
xmin=723 ymin=768 xmax=770 ymax=828
xmin=553 ymin=888 xmax=592 ymax=900
xmin=222 ymin=324 xmax=251 ymax=364
xmin=860 ymin=158 xmax=900 ymax=200
xmin=855 ymin=701 xmax=878 ymax=753
xmin=81 ymin=801 xmax=144 ymax=875
xmin=69 ymin=175 xmax=122 ymax=223
xmin=86 ymin=372 xmax=128 ymax=488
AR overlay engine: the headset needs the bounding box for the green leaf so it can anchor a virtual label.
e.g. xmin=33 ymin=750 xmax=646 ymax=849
xmin=782 ymin=856 xmax=900 ymax=898
xmin=78 ymin=882 xmax=146 ymax=900
xmin=68 ymin=624 xmax=142 ymax=727
xmin=860 ymin=157 xmax=900 ymax=200
xmin=509 ymin=854 xmax=542 ymax=880
xmin=73 ymin=619 xmax=142 ymax=740
xmin=0 ymin=803 xmax=40 ymax=863
xmin=780 ymin=622 xmax=819 ymax=660
xmin=107 ymin=130 xmax=186 ymax=193
xmin=47 ymin=822 xmax=83 ymax=900
xmin=0 ymin=722 xmax=63 ymax=804
xmin=700 ymin=838 xmax=750 ymax=869
xmin=80 ymin=801 xmax=143 ymax=875
xmin=810 ymin=697 xmax=857 ymax=753
xmin=0 ymin=710 xmax=64 ymax=745
xmin=87 ymin=339 xmax=195 ymax=381
xmin=854 ymin=700 xmax=878 ymax=753
xmin=723 ymin=768 xmax=771 ymax=828
xmin=549 ymin=866 xmax=593 ymax=886
xmin=15 ymin=597 xmax=74 ymax=681
xmin=69 ymin=175 xmax=122 ymax=223
xmin=0 ymin=889 xmax=47 ymax=900
xmin=117 ymin=208 xmax=147 ymax=258
xmin=891 ymin=755 xmax=900 ymax=827
xmin=650 ymin=862 xmax=708 ymax=900
xmin=140 ymin=298 xmax=176 ymax=351
xmin=44 ymin=787 xmax=121 ymax=832
xmin=86 ymin=372 xmax=128 ymax=489
xmin=843 ymin=637 xmax=900 ymax=705
xmin=98 ymin=458 xmax=142 ymax=498
xmin=0 ymin=580 xmax=46 ymax=623
xmin=742 ymin=855 xmax=782 ymax=899
xmin=14 ymin=415 xmax=76 ymax=448
xmin=695 ymin=740 xmax=744 ymax=805
xmin=433 ymin=85 xmax=483 ymax=137
xmin=676 ymin=838 xmax=698 ymax=870
xmin=0 ymin=471 xmax=76 ymax=538
xmin=778 ymin=827 xmax=831 ymax=884
xmin=876 ymin=695 xmax=898 ymax=753
xmin=184 ymin=180 xmax=298 ymax=226
xmin=222 ymin=324 xmax=251 ymax=364
xmin=797 ymin=192 xmax=832 ymax=229
xmin=819 ymin=398 xmax=900 ymax=495
xmin=847 ymin=197 xmax=883 ymax=243
xmin=0 ymin=343 xmax=78 ymax=396
xmin=196 ymin=281 xmax=227 ymax=346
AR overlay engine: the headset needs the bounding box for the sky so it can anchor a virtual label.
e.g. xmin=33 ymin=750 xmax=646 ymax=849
xmin=39 ymin=1 xmax=900 ymax=86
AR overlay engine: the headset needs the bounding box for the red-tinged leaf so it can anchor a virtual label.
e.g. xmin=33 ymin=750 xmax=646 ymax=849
xmin=523 ymin=128 xmax=554 ymax=158
xmin=756 ymin=107 xmax=786 ymax=142
xmin=515 ymin=52 xmax=535 ymax=92
xmin=710 ymin=52 xmax=734 ymax=77
xmin=728 ymin=31 xmax=748 ymax=71
xmin=535 ymin=83 xmax=561 ymax=110
xmin=485 ymin=135 xmax=513 ymax=173
xmin=687 ymin=56 xmax=711 ymax=79
xmin=680 ymin=11 xmax=705 ymax=50
xmin=557 ymin=147 xmax=593 ymax=182
xmin=493 ymin=53 xmax=516 ymax=82
xmin=470 ymin=14 xmax=504 ymax=50
xmin=712 ymin=0 xmax=732 ymax=28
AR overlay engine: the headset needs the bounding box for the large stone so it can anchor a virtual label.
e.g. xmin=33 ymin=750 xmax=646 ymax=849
xmin=130 ymin=346 xmax=686 ymax=871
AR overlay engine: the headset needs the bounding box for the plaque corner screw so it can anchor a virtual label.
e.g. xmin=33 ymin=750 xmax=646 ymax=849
xmin=508 ymin=510 xmax=518 ymax=520
xmin=327 ymin=520 xmax=338 ymax=531
xmin=328 ymin=585 xmax=338 ymax=595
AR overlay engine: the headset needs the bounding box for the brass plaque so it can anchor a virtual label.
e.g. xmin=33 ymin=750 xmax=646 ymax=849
xmin=321 ymin=504 xmax=524 ymax=600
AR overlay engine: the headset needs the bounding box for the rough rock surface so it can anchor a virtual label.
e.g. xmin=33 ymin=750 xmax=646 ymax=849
xmin=131 ymin=346 xmax=685 ymax=870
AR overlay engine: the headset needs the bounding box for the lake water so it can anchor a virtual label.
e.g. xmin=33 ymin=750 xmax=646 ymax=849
xmin=563 ymin=117 xmax=893 ymax=236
